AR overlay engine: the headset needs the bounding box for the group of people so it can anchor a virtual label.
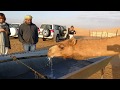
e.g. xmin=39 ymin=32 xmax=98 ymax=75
xmin=0 ymin=13 xmax=38 ymax=55
xmin=0 ymin=12 xmax=76 ymax=55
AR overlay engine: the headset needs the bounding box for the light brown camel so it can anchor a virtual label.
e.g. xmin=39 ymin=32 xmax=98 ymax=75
xmin=47 ymin=36 xmax=120 ymax=60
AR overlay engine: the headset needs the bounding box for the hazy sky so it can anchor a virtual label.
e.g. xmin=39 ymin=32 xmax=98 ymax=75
xmin=0 ymin=11 xmax=120 ymax=29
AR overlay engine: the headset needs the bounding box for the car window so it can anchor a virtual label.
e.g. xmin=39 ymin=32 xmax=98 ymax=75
xmin=54 ymin=25 xmax=58 ymax=30
xmin=10 ymin=24 xmax=20 ymax=28
xmin=61 ymin=26 xmax=65 ymax=30
xmin=46 ymin=25 xmax=52 ymax=29
xmin=40 ymin=24 xmax=46 ymax=28
xmin=40 ymin=24 xmax=52 ymax=29
xmin=55 ymin=25 xmax=61 ymax=30
xmin=9 ymin=24 xmax=12 ymax=28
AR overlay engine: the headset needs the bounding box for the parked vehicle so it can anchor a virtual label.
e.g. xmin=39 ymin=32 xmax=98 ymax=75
xmin=38 ymin=23 xmax=69 ymax=42
xmin=9 ymin=23 xmax=21 ymax=38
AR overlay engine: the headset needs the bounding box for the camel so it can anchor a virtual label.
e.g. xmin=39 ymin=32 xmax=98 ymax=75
xmin=47 ymin=36 xmax=120 ymax=60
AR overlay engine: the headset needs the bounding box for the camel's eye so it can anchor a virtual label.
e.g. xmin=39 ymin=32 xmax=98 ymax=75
xmin=58 ymin=44 xmax=64 ymax=50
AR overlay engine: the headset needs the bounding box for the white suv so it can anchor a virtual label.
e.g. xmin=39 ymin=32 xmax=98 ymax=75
xmin=9 ymin=23 xmax=21 ymax=38
xmin=38 ymin=23 xmax=69 ymax=42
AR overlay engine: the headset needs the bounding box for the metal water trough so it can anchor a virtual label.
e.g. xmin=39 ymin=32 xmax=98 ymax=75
xmin=0 ymin=49 xmax=115 ymax=79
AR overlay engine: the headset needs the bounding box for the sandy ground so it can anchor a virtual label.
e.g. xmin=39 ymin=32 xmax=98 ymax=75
xmin=8 ymin=37 xmax=56 ymax=54
xmin=74 ymin=27 xmax=120 ymax=36
xmin=7 ymin=35 xmax=120 ymax=79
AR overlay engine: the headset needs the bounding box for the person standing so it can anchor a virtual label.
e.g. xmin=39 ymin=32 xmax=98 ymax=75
xmin=0 ymin=13 xmax=11 ymax=55
xmin=18 ymin=15 xmax=38 ymax=52
xmin=68 ymin=25 xmax=76 ymax=39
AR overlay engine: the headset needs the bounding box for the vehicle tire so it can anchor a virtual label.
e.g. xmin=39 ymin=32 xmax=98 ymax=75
xmin=66 ymin=34 xmax=70 ymax=39
xmin=42 ymin=29 xmax=50 ymax=37
xmin=42 ymin=38 xmax=46 ymax=41
xmin=14 ymin=37 xmax=18 ymax=39
xmin=55 ymin=35 xmax=60 ymax=42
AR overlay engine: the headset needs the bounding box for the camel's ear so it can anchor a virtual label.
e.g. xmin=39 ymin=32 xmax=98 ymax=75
xmin=68 ymin=37 xmax=77 ymax=46
xmin=58 ymin=43 xmax=65 ymax=49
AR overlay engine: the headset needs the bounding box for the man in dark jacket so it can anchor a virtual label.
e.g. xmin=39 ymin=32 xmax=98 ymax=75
xmin=18 ymin=15 xmax=38 ymax=52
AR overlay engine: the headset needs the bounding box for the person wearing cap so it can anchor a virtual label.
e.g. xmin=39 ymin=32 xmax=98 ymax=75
xmin=18 ymin=15 xmax=38 ymax=52
xmin=0 ymin=13 xmax=11 ymax=55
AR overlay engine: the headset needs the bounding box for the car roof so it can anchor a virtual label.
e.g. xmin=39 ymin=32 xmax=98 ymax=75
xmin=41 ymin=23 xmax=66 ymax=26
xmin=11 ymin=23 xmax=21 ymax=25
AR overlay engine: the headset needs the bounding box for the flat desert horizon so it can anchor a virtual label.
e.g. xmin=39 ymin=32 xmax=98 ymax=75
xmin=74 ymin=27 xmax=120 ymax=36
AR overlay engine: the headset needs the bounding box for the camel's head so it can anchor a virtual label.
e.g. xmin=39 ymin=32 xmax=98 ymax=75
xmin=47 ymin=37 xmax=77 ymax=59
